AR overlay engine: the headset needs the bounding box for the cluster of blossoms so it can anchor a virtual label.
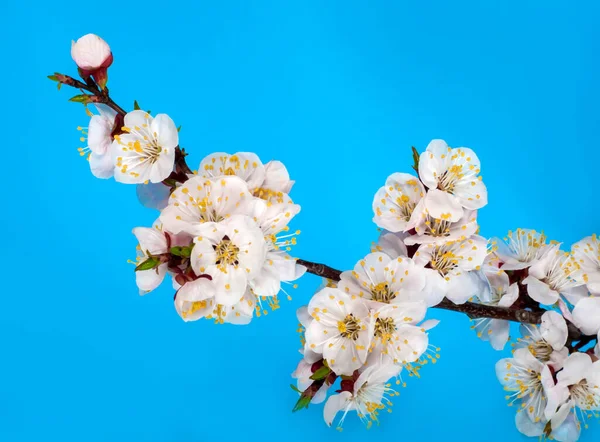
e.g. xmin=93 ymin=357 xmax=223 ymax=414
xmin=133 ymin=152 xmax=305 ymax=324
xmin=493 ymin=231 xmax=600 ymax=441
xmin=293 ymin=139 xmax=489 ymax=428
xmin=54 ymin=34 xmax=600 ymax=441
xmin=69 ymin=35 xmax=304 ymax=324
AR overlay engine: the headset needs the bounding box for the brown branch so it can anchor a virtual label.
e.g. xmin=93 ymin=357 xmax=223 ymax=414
xmin=296 ymin=258 xmax=587 ymax=339
xmin=54 ymin=74 xmax=127 ymax=117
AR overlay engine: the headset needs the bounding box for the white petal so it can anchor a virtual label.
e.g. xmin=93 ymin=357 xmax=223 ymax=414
xmin=523 ymin=276 xmax=559 ymax=304
xmin=374 ymin=231 xmax=408 ymax=258
xmin=489 ymin=320 xmax=510 ymax=351
xmin=515 ymin=410 xmax=544 ymax=437
xmin=263 ymin=160 xmax=293 ymax=193
xmin=136 ymin=264 xmax=167 ymax=293
xmin=557 ymin=353 xmax=592 ymax=386
xmin=418 ymin=139 xmax=449 ymax=189
xmin=151 ymin=114 xmax=179 ymax=149
xmin=323 ymin=391 xmax=352 ymax=427
xmin=136 ymin=182 xmax=171 ymax=210
xmin=89 ymin=151 xmax=114 ymax=179
xmin=541 ymin=311 xmax=568 ymax=350
xmin=132 ymin=227 xmax=168 ymax=255
xmin=572 ymin=296 xmax=600 ymax=335
xmin=211 ymin=267 xmax=248 ymax=306
xmin=174 ymin=278 xmax=215 ymax=321
xmin=423 ymin=189 xmax=464 ymax=222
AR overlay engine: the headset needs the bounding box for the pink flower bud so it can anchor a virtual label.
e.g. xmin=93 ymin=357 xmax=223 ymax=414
xmin=71 ymin=34 xmax=112 ymax=71
xmin=71 ymin=34 xmax=113 ymax=88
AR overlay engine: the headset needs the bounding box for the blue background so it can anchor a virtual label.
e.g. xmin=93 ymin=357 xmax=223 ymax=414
xmin=2 ymin=1 xmax=599 ymax=441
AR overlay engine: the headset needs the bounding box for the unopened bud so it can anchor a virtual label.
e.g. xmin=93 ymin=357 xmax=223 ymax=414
xmin=71 ymin=34 xmax=113 ymax=89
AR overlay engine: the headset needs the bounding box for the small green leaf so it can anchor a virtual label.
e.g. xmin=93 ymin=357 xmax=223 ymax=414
xmin=292 ymin=395 xmax=311 ymax=412
xmin=309 ymin=366 xmax=331 ymax=381
xmin=177 ymin=125 xmax=182 ymax=132
xmin=69 ymin=94 xmax=92 ymax=104
xmin=170 ymin=246 xmax=192 ymax=258
xmin=57 ymin=83 xmax=62 ymax=90
xmin=135 ymin=256 xmax=161 ymax=272
xmin=411 ymin=146 xmax=420 ymax=173
xmin=290 ymin=384 xmax=302 ymax=394
xmin=47 ymin=75 xmax=59 ymax=82
xmin=133 ymin=100 xmax=141 ymax=110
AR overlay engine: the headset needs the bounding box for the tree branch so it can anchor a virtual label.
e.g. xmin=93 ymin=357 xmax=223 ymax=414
xmin=296 ymin=258 xmax=586 ymax=340
xmin=53 ymin=73 xmax=127 ymax=117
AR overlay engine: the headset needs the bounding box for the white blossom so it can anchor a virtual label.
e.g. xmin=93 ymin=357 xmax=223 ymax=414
xmin=404 ymin=197 xmax=479 ymax=245
xmin=472 ymin=269 xmax=518 ymax=350
xmin=304 ymin=288 xmax=372 ymax=375
xmin=199 ymin=152 xmax=294 ymax=203
xmin=174 ymin=277 xmax=216 ymax=321
xmin=372 ymin=173 xmax=424 ymax=232
xmin=572 ymin=235 xmax=600 ymax=296
xmin=493 ymin=229 xmax=550 ymax=271
xmin=337 ymin=252 xmax=427 ymax=308
xmin=516 ymin=311 xmax=569 ymax=369
xmin=160 ymin=175 xmax=254 ymax=235
xmin=323 ymin=361 xmax=401 ymax=429
xmin=496 ymin=348 xmax=555 ymax=425
xmin=523 ymin=245 xmax=588 ymax=306
xmin=413 ymin=235 xmax=489 ymax=305
xmin=515 ymin=404 xmax=581 ymax=442
xmin=190 ymin=215 xmax=267 ymax=306
xmin=132 ymin=226 xmax=169 ymax=294
xmin=369 ymin=301 xmax=433 ymax=365
xmin=77 ymin=104 xmax=118 ymax=178
xmin=545 ymin=352 xmax=600 ymax=439
xmin=418 ymin=139 xmax=487 ymax=221
xmin=249 ymin=198 xmax=305 ymax=298
xmin=112 ymin=110 xmax=177 ymax=184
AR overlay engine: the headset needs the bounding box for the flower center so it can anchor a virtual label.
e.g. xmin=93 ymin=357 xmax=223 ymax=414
xmin=338 ymin=314 xmax=362 ymax=340
xmin=253 ymin=187 xmax=286 ymax=203
xmin=437 ymin=165 xmax=464 ymax=193
xmin=528 ymin=340 xmax=553 ymax=363
xmin=394 ymin=194 xmax=415 ymax=221
xmin=429 ymin=244 xmax=460 ymax=276
xmin=570 ymin=380 xmax=600 ymax=410
xmin=214 ymin=236 xmax=240 ymax=266
xmin=374 ymin=317 xmax=396 ymax=340
xmin=424 ymin=216 xmax=452 ymax=237
xmin=506 ymin=229 xmax=546 ymax=263
xmin=181 ymin=300 xmax=209 ymax=319
xmin=371 ymin=282 xmax=395 ymax=303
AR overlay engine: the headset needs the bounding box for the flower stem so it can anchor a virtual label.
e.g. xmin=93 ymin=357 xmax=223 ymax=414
xmin=55 ymin=73 xmax=127 ymax=116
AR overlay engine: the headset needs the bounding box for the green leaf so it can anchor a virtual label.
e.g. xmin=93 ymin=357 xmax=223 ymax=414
xmin=57 ymin=83 xmax=62 ymax=90
xmin=411 ymin=146 xmax=420 ymax=173
xmin=309 ymin=366 xmax=330 ymax=381
xmin=292 ymin=394 xmax=311 ymax=412
xmin=170 ymin=246 xmax=192 ymax=258
xmin=135 ymin=256 xmax=161 ymax=272
xmin=177 ymin=125 xmax=182 ymax=132
xmin=289 ymin=384 xmax=302 ymax=394
xmin=47 ymin=75 xmax=59 ymax=82
xmin=133 ymin=100 xmax=141 ymax=110
xmin=69 ymin=94 xmax=92 ymax=104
